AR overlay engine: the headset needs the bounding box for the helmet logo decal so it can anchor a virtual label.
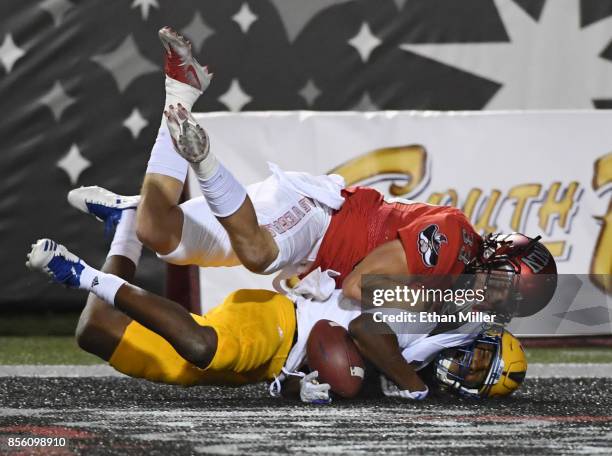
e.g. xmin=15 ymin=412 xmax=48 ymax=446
xmin=418 ymin=224 xmax=448 ymax=267
xmin=507 ymin=370 xmax=526 ymax=384
xmin=521 ymin=243 xmax=551 ymax=273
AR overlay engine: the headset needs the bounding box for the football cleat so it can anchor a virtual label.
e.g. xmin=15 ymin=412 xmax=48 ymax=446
xmin=165 ymin=103 xmax=210 ymax=164
xmin=26 ymin=239 xmax=84 ymax=288
xmin=67 ymin=186 xmax=139 ymax=235
xmin=68 ymin=185 xmax=140 ymax=232
xmin=159 ymin=26 xmax=213 ymax=92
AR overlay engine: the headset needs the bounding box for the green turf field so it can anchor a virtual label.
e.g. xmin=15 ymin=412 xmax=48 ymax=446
xmin=0 ymin=337 xmax=100 ymax=364
xmin=0 ymin=312 xmax=80 ymax=336
xmin=0 ymin=313 xmax=99 ymax=364
xmin=0 ymin=336 xmax=611 ymax=365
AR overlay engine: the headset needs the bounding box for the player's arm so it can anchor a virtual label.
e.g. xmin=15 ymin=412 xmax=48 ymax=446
xmin=348 ymin=313 xmax=427 ymax=397
xmin=342 ymin=240 xmax=409 ymax=301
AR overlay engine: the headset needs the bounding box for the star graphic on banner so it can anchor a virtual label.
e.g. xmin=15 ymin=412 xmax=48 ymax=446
xmin=233 ymin=3 xmax=258 ymax=34
xmin=399 ymin=0 xmax=612 ymax=109
xmin=0 ymin=34 xmax=26 ymax=73
xmin=299 ymin=79 xmax=321 ymax=106
xmin=348 ymin=22 xmax=382 ymax=63
xmin=352 ymin=91 xmax=379 ymax=110
xmin=269 ymin=0 xmax=349 ymax=42
xmin=183 ymin=11 xmax=215 ymax=53
xmin=40 ymin=81 xmax=76 ymax=121
xmin=39 ymin=0 xmax=74 ymax=27
xmin=57 ymin=144 xmax=91 ymax=185
xmin=218 ymin=79 xmax=252 ymax=111
xmin=392 ymin=0 xmax=407 ymax=10
xmin=131 ymin=0 xmax=159 ymax=21
xmin=123 ymin=108 xmax=149 ymax=138
xmin=91 ymin=35 xmax=157 ymax=92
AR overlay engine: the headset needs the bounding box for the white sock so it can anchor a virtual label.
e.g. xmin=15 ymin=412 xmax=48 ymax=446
xmin=146 ymin=123 xmax=189 ymax=182
xmin=79 ymin=265 xmax=126 ymax=306
xmin=107 ymin=208 xmax=142 ymax=266
xmin=191 ymin=143 xmax=220 ymax=181
xmin=165 ymin=76 xmax=202 ymax=111
xmin=145 ymin=77 xmax=202 ymax=182
xmin=197 ymin=163 xmax=248 ymax=217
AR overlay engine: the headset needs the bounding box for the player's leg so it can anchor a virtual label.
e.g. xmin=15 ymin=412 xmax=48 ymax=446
xmin=74 ymin=255 xmax=134 ymax=361
xmin=26 ymin=237 xmax=217 ymax=370
xmin=109 ymin=288 xmax=295 ymax=386
xmin=136 ymin=171 xmax=184 ymax=255
xmin=136 ymin=26 xmax=213 ymax=255
xmin=155 ymin=26 xmax=274 ymax=271
xmin=72 ymin=207 xmax=143 ymax=360
xmin=216 ymin=193 xmax=279 ymax=272
xmin=67 ymin=184 xmax=242 ymax=268
xmin=165 ymin=104 xmax=279 ymax=272
xmin=26 ymin=238 xmax=296 ymax=385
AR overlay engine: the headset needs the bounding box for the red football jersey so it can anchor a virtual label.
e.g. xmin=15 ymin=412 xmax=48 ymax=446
xmin=303 ymin=187 xmax=482 ymax=287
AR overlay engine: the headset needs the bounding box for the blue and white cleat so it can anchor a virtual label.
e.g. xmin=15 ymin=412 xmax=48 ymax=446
xmin=26 ymin=239 xmax=84 ymax=288
xmin=67 ymin=186 xmax=140 ymax=234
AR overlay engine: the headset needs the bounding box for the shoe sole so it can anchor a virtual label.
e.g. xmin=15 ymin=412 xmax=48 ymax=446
xmin=180 ymin=120 xmax=210 ymax=163
xmin=27 ymin=239 xmax=55 ymax=270
xmin=158 ymin=27 xmax=191 ymax=59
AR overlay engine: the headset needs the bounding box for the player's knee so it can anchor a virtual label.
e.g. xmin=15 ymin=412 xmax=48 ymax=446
xmin=75 ymin=311 xmax=106 ymax=355
xmin=182 ymin=326 xmax=218 ymax=369
xmin=135 ymin=204 xmax=183 ymax=255
xmin=135 ymin=216 xmax=170 ymax=253
xmin=236 ymin=235 xmax=278 ymax=273
xmin=75 ymin=302 xmax=126 ymax=361
xmin=240 ymin=251 xmax=274 ymax=274
xmin=135 ymin=212 xmax=155 ymax=247
xmin=75 ymin=323 xmax=93 ymax=353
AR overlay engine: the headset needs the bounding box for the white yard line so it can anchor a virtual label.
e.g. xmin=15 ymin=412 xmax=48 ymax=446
xmin=527 ymin=363 xmax=612 ymax=378
xmin=0 ymin=363 xmax=611 ymax=378
xmin=0 ymin=365 xmax=125 ymax=377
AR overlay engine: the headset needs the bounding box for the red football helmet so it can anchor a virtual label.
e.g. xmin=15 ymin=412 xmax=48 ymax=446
xmin=469 ymin=233 xmax=558 ymax=321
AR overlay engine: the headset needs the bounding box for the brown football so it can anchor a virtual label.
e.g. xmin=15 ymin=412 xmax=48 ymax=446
xmin=306 ymin=319 xmax=365 ymax=398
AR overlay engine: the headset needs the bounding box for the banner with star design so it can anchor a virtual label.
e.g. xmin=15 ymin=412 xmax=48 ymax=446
xmin=1 ymin=0 xmax=611 ymax=309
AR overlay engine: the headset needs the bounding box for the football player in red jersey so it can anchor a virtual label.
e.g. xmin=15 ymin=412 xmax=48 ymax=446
xmin=302 ymin=186 xmax=482 ymax=299
xmin=348 ymin=231 xmax=557 ymax=398
xmin=68 ymin=26 xmax=557 ymax=331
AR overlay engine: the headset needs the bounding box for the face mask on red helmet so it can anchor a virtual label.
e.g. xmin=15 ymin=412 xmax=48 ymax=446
xmin=468 ymin=233 xmax=558 ymax=321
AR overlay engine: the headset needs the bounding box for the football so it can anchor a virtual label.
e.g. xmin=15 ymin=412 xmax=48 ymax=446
xmin=306 ymin=319 xmax=366 ymax=398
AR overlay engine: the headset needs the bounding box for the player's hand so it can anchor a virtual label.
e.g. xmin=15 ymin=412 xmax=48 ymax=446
xmin=380 ymin=375 xmax=428 ymax=400
xmin=300 ymin=371 xmax=332 ymax=404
